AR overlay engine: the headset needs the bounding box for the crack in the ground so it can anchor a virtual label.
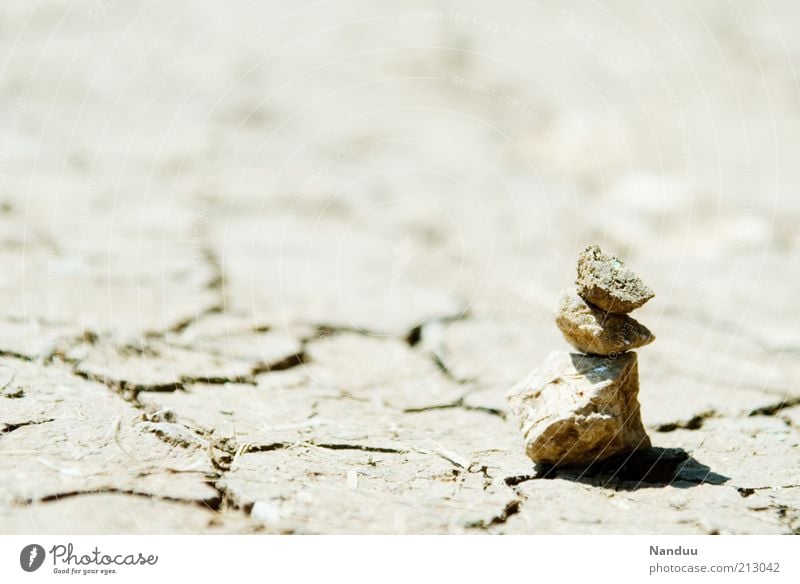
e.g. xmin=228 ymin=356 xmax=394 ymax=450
xmin=650 ymin=397 xmax=800 ymax=433
xmin=732 ymin=485 xmax=800 ymax=535
xmin=653 ymin=411 xmax=716 ymax=432
xmin=468 ymin=499 xmax=522 ymax=530
xmin=463 ymin=466 xmax=529 ymax=531
xmin=174 ymin=349 xmax=307 ymax=388
xmin=489 ymin=499 xmax=521 ymax=525
xmin=161 ymin=304 xmax=224 ymax=336
xmin=238 ymin=442 xmax=292 ymax=454
xmin=405 ymin=310 xmax=471 ymax=348
xmin=42 ymin=330 xmax=99 ymax=365
xmin=0 ymin=349 xmax=34 ymax=362
xmin=737 ymin=485 xmax=800 ymax=498
xmin=749 ymin=397 xmax=800 ymax=417
xmin=137 ymin=420 xmax=211 ymax=450
xmin=404 ymin=397 xmax=506 ymax=419
xmin=405 ymin=324 xmax=423 ymax=347
xmin=504 ymin=474 xmax=537 ymax=487
xmin=66 ymin=345 xmax=308 ymax=401
xmin=467 ymin=462 xmax=493 ymax=490
xmin=23 ymin=487 xmax=222 ymax=510
xmin=412 ymin=314 xmax=474 ymax=385
xmin=308 ymin=309 xmax=471 ymax=348
xmin=429 ymin=351 xmax=472 ymax=385
xmin=777 ymin=507 xmax=800 ymax=535
xmin=310 ymin=442 xmax=406 ymax=454
xmin=250 ymin=351 xmax=307 ymax=376
xmin=209 ymin=478 xmax=238 ymax=512
xmin=200 ymin=246 xmax=226 ymax=292
xmin=72 ymin=369 xmax=181 ymax=403
xmin=310 ymin=324 xmax=380 ymax=339
xmin=1 ymin=418 xmax=55 ymax=435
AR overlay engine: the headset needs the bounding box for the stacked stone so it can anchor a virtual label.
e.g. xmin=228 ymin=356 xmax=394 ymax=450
xmin=507 ymin=245 xmax=656 ymax=467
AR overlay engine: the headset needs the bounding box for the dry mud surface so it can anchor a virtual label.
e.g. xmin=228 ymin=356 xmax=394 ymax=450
xmin=1 ymin=1 xmax=799 ymax=534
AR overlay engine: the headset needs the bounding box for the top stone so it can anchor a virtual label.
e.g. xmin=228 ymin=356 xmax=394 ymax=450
xmin=576 ymin=245 xmax=655 ymax=314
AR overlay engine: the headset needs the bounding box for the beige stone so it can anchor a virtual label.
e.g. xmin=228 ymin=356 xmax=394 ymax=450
xmin=556 ymin=288 xmax=654 ymax=355
xmin=507 ymin=351 xmax=651 ymax=466
xmin=576 ymin=245 xmax=655 ymax=314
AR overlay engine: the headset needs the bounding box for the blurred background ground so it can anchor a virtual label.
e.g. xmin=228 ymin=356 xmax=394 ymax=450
xmin=0 ymin=0 xmax=798 ymax=533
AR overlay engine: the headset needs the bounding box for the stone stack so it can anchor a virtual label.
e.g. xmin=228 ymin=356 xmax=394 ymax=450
xmin=507 ymin=245 xmax=656 ymax=466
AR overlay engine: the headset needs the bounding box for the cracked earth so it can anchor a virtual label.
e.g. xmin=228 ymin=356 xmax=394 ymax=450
xmin=1 ymin=1 xmax=799 ymax=534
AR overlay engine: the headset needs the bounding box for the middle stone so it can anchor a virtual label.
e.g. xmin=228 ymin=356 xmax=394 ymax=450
xmin=556 ymin=288 xmax=655 ymax=356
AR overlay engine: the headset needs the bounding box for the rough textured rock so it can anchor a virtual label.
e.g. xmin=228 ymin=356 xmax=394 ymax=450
xmin=556 ymin=288 xmax=655 ymax=355
xmin=507 ymin=351 xmax=651 ymax=466
xmin=576 ymin=245 xmax=655 ymax=314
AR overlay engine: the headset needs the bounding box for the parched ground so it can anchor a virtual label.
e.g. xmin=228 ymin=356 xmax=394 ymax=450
xmin=1 ymin=0 xmax=799 ymax=534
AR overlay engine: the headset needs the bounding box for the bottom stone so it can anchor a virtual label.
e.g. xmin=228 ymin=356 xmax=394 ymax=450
xmin=507 ymin=351 xmax=651 ymax=466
